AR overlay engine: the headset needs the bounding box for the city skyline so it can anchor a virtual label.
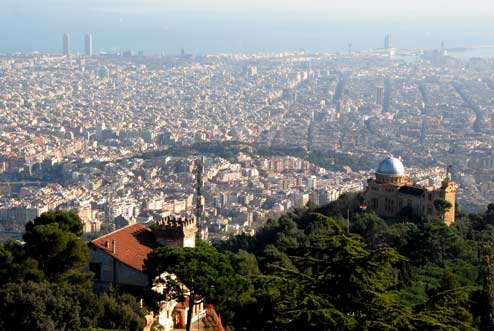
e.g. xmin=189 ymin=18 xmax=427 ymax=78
xmin=1 ymin=1 xmax=494 ymax=53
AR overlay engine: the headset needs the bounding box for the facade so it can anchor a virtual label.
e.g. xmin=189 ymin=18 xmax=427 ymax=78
xmin=365 ymin=157 xmax=456 ymax=225
xmin=85 ymin=34 xmax=93 ymax=57
xmin=62 ymin=33 xmax=70 ymax=57
xmin=89 ymin=223 xmax=158 ymax=291
xmin=384 ymin=34 xmax=391 ymax=49
xmin=153 ymin=216 xmax=198 ymax=248
xmin=376 ymin=86 xmax=384 ymax=107
xmin=0 ymin=205 xmax=45 ymax=224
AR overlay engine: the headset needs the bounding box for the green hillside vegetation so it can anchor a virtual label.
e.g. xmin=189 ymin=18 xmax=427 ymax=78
xmin=0 ymin=211 xmax=145 ymax=331
xmin=2 ymin=197 xmax=494 ymax=330
xmin=147 ymin=194 xmax=494 ymax=331
xmin=138 ymin=140 xmax=375 ymax=171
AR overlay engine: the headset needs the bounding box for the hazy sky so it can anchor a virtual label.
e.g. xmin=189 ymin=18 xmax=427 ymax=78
xmin=1 ymin=0 xmax=494 ymax=53
xmin=4 ymin=0 xmax=494 ymax=20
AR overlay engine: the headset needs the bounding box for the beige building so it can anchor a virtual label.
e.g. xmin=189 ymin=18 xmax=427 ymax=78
xmin=365 ymin=157 xmax=456 ymax=225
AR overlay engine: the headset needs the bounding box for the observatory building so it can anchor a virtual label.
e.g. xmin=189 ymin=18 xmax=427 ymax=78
xmin=365 ymin=157 xmax=456 ymax=225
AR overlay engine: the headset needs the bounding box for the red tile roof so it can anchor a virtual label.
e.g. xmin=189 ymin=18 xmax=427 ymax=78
xmin=90 ymin=223 xmax=158 ymax=271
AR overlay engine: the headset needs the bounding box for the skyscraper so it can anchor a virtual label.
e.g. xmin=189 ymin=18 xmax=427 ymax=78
xmin=376 ymin=86 xmax=384 ymax=107
xmin=63 ymin=33 xmax=70 ymax=57
xmin=440 ymin=40 xmax=447 ymax=56
xmin=85 ymin=34 xmax=93 ymax=57
xmin=384 ymin=34 xmax=391 ymax=49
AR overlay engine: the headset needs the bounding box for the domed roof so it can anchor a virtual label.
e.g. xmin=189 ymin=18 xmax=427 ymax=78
xmin=376 ymin=157 xmax=405 ymax=176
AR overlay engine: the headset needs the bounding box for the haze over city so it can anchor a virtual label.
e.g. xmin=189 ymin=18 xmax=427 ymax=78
xmin=2 ymin=0 xmax=494 ymax=53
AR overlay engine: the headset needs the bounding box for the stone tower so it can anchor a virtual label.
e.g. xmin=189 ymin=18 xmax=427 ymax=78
xmin=153 ymin=216 xmax=198 ymax=248
xmin=440 ymin=177 xmax=456 ymax=226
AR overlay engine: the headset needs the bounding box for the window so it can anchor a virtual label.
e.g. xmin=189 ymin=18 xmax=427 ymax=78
xmin=372 ymin=198 xmax=378 ymax=209
xmin=89 ymin=262 xmax=102 ymax=280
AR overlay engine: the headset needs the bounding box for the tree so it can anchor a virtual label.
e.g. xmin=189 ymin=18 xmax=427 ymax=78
xmin=24 ymin=222 xmax=90 ymax=284
xmin=399 ymin=217 xmax=462 ymax=265
xmin=434 ymin=199 xmax=453 ymax=214
xmin=350 ymin=212 xmax=388 ymax=249
xmin=97 ymin=291 xmax=146 ymax=331
xmin=0 ymin=282 xmax=144 ymax=331
xmin=23 ymin=211 xmax=90 ymax=284
xmin=414 ymin=271 xmax=476 ymax=331
xmin=219 ymin=211 xmax=412 ymax=330
xmin=0 ymin=240 xmax=44 ymax=283
xmin=274 ymin=213 xmax=407 ymax=330
xmin=0 ymin=282 xmax=83 ymax=331
xmin=25 ymin=210 xmax=83 ymax=237
xmin=479 ymin=243 xmax=494 ymax=331
xmin=145 ymin=241 xmax=248 ymax=331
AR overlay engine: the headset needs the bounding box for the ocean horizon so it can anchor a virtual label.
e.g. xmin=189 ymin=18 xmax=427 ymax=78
xmin=2 ymin=10 xmax=494 ymax=56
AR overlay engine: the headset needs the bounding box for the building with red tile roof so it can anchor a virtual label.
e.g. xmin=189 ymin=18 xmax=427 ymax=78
xmin=91 ymin=223 xmax=158 ymax=272
xmin=88 ymin=217 xmax=216 ymax=331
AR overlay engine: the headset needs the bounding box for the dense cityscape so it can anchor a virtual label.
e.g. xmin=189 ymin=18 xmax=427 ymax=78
xmin=0 ymin=35 xmax=493 ymax=240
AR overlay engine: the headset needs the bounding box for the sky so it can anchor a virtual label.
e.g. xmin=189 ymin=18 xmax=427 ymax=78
xmin=4 ymin=0 xmax=494 ymax=19
xmin=1 ymin=0 xmax=494 ymax=53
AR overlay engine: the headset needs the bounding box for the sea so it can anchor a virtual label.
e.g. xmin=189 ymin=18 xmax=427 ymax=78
xmin=2 ymin=9 xmax=494 ymax=58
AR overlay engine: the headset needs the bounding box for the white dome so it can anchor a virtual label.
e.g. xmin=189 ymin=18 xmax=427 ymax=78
xmin=376 ymin=157 xmax=405 ymax=176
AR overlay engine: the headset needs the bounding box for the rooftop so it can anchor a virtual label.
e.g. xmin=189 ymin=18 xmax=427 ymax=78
xmin=377 ymin=157 xmax=405 ymax=176
xmin=398 ymin=186 xmax=425 ymax=197
xmin=90 ymin=223 xmax=158 ymax=271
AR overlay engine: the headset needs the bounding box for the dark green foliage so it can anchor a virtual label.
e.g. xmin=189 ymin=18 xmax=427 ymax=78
xmin=205 ymin=195 xmax=494 ymax=330
xmin=478 ymin=243 xmax=494 ymax=331
xmin=0 ymin=240 xmax=44 ymax=283
xmin=434 ymin=199 xmax=453 ymax=213
xmin=0 ymin=282 xmax=145 ymax=331
xmin=316 ymin=191 xmax=365 ymax=219
xmin=0 ymin=282 xmax=84 ymax=331
xmin=351 ymin=212 xmax=389 ymax=249
xmin=145 ymin=240 xmax=252 ymax=330
xmin=22 ymin=210 xmax=90 ymax=285
xmin=138 ymin=140 xmax=374 ymax=171
xmin=25 ymin=210 xmax=84 ymax=237
xmin=3 ymin=198 xmax=494 ymax=331
xmin=97 ymin=291 xmax=146 ymax=331
xmin=414 ymin=272 xmax=476 ymax=331
xmin=24 ymin=222 xmax=90 ymax=283
xmin=0 ymin=210 xmax=146 ymax=331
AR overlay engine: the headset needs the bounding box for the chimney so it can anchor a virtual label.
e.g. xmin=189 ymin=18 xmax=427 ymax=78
xmin=112 ymin=239 xmax=116 ymax=254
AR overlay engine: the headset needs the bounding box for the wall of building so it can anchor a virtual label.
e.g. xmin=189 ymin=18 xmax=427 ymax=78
xmin=442 ymin=182 xmax=456 ymax=226
xmin=366 ymin=177 xmax=456 ymax=224
xmin=89 ymin=246 xmax=149 ymax=291
xmin=366 ymin=181 xmax=402 ymax=218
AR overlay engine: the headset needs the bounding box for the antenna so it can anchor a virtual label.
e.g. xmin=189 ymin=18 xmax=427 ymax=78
xmin=194 ymin=157 xmax=204 ymax=223
xmin=106 ymin=189 xmax=115 ymax=231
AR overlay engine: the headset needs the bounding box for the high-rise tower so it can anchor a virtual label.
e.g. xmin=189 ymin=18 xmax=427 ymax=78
xmin=85 ymin=34 xmax=93 ymax=57
xmin=384 ymin=34 xmax=391 ymax=49
xmin=63 ymin=33 xmax=70 ymax=57
xmin=376 ymin=86 xmax=384 ymax=107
